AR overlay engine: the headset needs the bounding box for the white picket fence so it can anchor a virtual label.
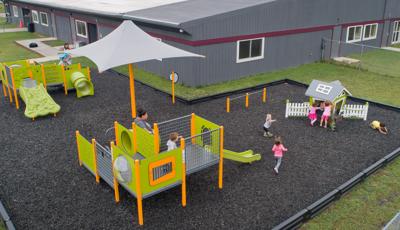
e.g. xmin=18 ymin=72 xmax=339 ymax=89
xmin=339 ymin=102 xmax=369 ymax=120
xmin=285 ymin=100 xmax=309 ymax=118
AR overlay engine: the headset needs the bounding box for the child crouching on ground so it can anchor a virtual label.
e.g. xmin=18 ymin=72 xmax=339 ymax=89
xmin=370 ymin=120 xmax=388 ymax=135
xmin=263 ymin=114 xmax=276 ymax=138
xmin=272 ymin=136 xmax=288 ymax=174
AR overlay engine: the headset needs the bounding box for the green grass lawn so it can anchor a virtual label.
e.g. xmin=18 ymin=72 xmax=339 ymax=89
xmin=43 ymin=39 xmax=66 ymax=47
xmin=0 ymin=32 xmax=43 ymax=62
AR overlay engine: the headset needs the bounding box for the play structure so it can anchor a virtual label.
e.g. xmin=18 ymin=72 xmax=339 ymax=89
xmin=285 ymin=80 xmax=369 ymax=120
xmin=76 ymin=114 xmax=260 ymax=225
xmin=226 ymin=87 xmax=267 ymax=113
xmin=0 ymin=60 xmax=94 ymax=119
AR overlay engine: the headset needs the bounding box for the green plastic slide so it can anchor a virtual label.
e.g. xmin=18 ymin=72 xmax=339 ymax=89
xmin=223 ymin=149 xmax=261 ymax=163
xmin=19 ymin=83 xmax=61 ymax=119
xmin=70 ymin=72 xmax=94 ymax=98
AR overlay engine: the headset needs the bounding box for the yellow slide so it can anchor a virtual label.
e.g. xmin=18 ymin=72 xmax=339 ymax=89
xmin=223 ymin=149 xmax=261 ymax=163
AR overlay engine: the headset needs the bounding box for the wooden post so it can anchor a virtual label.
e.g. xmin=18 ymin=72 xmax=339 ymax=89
xmin=128 ymin=63 xmax=137 ymax=118
xmin=134 ymin=160 xmax=144 ymax=225
xmin=111 ymin=141 xmax=120 ymax=203
xmin=219 ymin=126 xmax=224 ymax=189
xmin=76 ymin=131 xmax=82 ymax=166
xmin=41 ymin=64 xmax=47 ymax=88
xmin=245 ymin=93 xmax=249 ymax=109
xmin=114 ymin=121 xmax=119 ymax=146
xmin=262 ymin=88 xmax=267 ymax=103
xmin=181 ymin=138 xmax=186 ymax=207
xmin=132 ymin=122 xmax=137 ymax=154
xmin=171 ymin=71 xmax=175 ymax=104
xmin=92 ymin=139 xmax=100 ymax=183
xmin=86 ymin=67 xmax=91 ymax=81
xmin=10 ymin=68 xmax=19 ymax=109
xmin=226 ymin=97 xmax=230 ymax=113
xmin=153 ymin=123 xmax=159 ymax=155
xmin=61 ymin=64 xmax=68 ymax=95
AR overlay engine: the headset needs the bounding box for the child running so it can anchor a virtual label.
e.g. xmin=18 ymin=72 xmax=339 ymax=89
xmin=308 ymin=102 xmax=319 ymax=126
xmin=272 ymin=136 xmax=288 ymax=174
xmin=167 ymin=132 xmax=181 ymax=151
xmin=263 ymin=114 xmax=276 ymax=138
xmin=320 ymin=101 xmax=332 ymax=128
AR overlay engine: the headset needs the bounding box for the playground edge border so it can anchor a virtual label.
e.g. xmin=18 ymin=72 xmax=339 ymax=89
xmin=0 ymin=199 xmax=16 ymax=230
xmin=109 ymin=69 xmax=400 ymax=229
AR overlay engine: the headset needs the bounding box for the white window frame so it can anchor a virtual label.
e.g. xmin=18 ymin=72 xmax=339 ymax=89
xmin=316 ymin=84 xmax=332 ymax=95
xmin=40 ymin=12 xmax=48 ymax=26
xmin=32 ymin=10 xmax=39 ymax=24
xmin=346 ymin=25 xmax=363 ymax=43
xmin=363 ymin=23 xmax=378 ymax=41
xmin=236 ymin=37 xmax=265 ymax=63
xmin=12 ymin=5 xmax=18 ymax=17
xmin=75 ymin=20 xmax=88 ymax=38
xmin=392 ymin=21 xmax=400 ymax=44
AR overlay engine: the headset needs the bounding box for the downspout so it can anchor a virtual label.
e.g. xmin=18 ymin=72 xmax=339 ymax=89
xmin=381 ymin=0 xmax=389 ymax=47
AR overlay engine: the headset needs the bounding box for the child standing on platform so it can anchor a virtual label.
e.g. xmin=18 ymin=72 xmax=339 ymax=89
xmin=167 ymin=132 xmax=182 ymax=151
xmin=272 ymin=136 xmax=288 ymax=174
xmin=263 ymin=114 xmax=276 ymax=138
xmin=308 ymin=102 xmax=319 ymax=126
xmin=320 ymin=101 xmax=332 ymax=128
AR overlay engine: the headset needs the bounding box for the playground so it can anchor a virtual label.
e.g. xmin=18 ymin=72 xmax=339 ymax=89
xmin=0 ymin=70 xmax=399 ymax=229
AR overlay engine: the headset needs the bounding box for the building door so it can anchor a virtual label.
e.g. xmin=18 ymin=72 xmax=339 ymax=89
xmin=330 ymin=26 xmax=342 ymax=58
xmin=22 ymin=8 xmax=31 ymax=26
xmin=392 ymin=21 xmax=400 ymax=44
xmin=87 ymin=23 xmax=98 ymax=43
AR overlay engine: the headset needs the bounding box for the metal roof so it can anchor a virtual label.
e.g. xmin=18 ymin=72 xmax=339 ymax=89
xmin=305 ymin=80 xmax=351 ymax=102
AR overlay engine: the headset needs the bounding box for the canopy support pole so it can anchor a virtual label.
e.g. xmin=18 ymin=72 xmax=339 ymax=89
xmin=128 ymin=64 xmax=137 ymax=118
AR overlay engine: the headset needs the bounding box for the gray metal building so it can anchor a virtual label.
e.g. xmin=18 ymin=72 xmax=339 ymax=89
xmin=4 ymin=0 xmax=400 ymax=86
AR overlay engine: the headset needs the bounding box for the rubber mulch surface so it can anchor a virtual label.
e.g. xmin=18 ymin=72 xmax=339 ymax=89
xmin=0 ymin=71 xmax=399 ymax=230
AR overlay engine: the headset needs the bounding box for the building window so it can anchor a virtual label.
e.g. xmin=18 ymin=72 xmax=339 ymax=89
xmin=363 ymin=23 xmax=378 ymax=41
xmin=236 ymin=38 xmax=265 ymax=63
xmin=393 ymin=21 xmax=400 ymax=44
xmin=40 ymin=12 xmax=48 ymax=26
xmin=32 ymin=10 xmax=39 ymax=24
xmin=12 ymin=5 xmax=18 ymax=17
xmin=316 ymin=84 xmax=332 ymax=95
xmin=346 ymin=25 xmax=363 ymax=43
xmin=75 ymin=20 xmax=88 ymax=38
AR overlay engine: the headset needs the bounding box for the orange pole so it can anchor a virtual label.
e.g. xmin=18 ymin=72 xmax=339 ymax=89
xmin=41 ymin=64 xmax=47 ymax=88
xmin=128 ymin=64 xmax=137 ymax=119
xmin=111 ymin=141 xmax=120 ymax=203
xmin=171 ymin=71 xmax=175 ymax=104
xmin=153 ymin=123 xmax=159 ymax=155
xmin=132 ymin=122 xmax=137 ymax=154
xmin=181 ymin=138 xmax=186 ymax=207
xmin=245 ymin=93 xmax=249 ymax=109
xmin=114 ymin=121 xmax=119 ymax=146
xmin=75 ymin=131 xmax=82 ymax=166
xmin=92 ymin=138 xmax=100 ymax=183
xmin=134 ymin=160 xmax=144 ymax=225
xmin=86 ymin=67 xmax=91 ymax=81
xmin=218 ymin=126 xmax=224 ymax=189
xmin=226 ymin=97 xmax=230 ymax=113
xmin=78 ymin=63 xmax=82 ymax=71
xmin=10 ymin=68 xmax=19 ymax=109
xmin=190 ymin=113 xmax=196 ymax=144
xmin=262 ymin=88 xmax=267 ymax=103
xmin=61 ymin=64 xmax=68 ymax=95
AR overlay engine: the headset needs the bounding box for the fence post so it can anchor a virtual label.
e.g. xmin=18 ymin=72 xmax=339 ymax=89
xmin=245 ymin=93 xmax=249 ymax=108
xmin=226 ymin=97 xmax=230 ymax=113
xmin=218 ymin=126 xmax=224 ymax=189
xmin=41 ymin=64 xmax=47 ymax=89
xmin=92 ymin=138 xmax=100 ymax=183
xmin=285 ymin=99 xmax=289 ymax=118
xmin=132 ymin=122 xmax=137 ymax=154
xmin=75 ymin=131 xmax=82 ymax=166
xmin=114 ymin=121 xmax=119 ymax=146
xmin=171 ymin=71 xmax=175 ymax=104
xmin=364 ymin=102 xmax=369 ymax=121
xmin=134 ymin=160 xmax=144 ymax=225
xmin=10 ymin=68 xmax=19 ymax=109
xmin=86 ymin=67 xmax=91 ymax=81
xmin=154 ymin=123 xmax=160 ymax=155
xmin=61 ymin=64 xmax=68 ymax=95
xmin=111 ymin=141 xmax=120 ymax=203
xmin=262 ymin=88 xmax=267 ymax=103
xmin=181 ymin=138 xmax=186 ymax=207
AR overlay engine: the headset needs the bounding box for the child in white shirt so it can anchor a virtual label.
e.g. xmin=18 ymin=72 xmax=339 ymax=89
xmin=263 ymin=114 xmax=276 ymax=138
xmin=167 ymin=132 xmax=181 ymax=151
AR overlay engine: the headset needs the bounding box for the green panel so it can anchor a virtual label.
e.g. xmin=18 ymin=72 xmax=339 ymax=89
xmin=116 ymin=123 xmax=134 ymax=157
xmin=112 ymin=145 xmax=137 ymax=195
xmin=11 ymin=66 xmax=30 ymax=88
xmin=64 ymin=64 xmax=89 ymax=90
xmin=29 ymin=65 xmax=43 ymax=84
xmin=77 ymin=134 xmax=95 ymax=174
xmin=4 ymin=60 xmax=29 ymax=67
xmin=136 ymin=126 xmax=155 ymax=159
xmin=43 ymin=64 xmax=62 ymax=84
xmin=139 ymin=148 xmax=182 ymax=196
xmin=193 ymin=115 xmax=220 ymax=150
xmin=0 ymin=63 xmax=5 ymax=82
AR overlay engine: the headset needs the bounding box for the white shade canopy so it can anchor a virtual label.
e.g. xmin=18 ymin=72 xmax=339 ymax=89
xmin=69 ymin=20 xmax=204 ymax=72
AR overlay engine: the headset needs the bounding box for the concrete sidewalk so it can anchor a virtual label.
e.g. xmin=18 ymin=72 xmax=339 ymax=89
xmin=0 ymin=27 xmax=27 ymax=33
xmin=15 ymin=37 xmax=70 ymax=63
xmin=383 ymin=46 xmax=400 ymax=52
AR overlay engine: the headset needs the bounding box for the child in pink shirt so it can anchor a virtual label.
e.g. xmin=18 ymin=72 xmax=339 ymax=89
xmin=320 ymin=101 xmax=332 ymax=128
xmin=272 ymin=136 xmax=288 ymax=174
xmin=308 ymin=102 xmax=319 ymax=126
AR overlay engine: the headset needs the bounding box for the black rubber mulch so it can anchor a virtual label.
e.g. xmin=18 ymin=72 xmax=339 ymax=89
xmin=0 ymin=71 xmax=399 ymax=230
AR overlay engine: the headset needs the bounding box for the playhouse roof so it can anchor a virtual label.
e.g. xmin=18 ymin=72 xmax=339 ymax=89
xmin=305 ymin=80 xmax=351 ymax=102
